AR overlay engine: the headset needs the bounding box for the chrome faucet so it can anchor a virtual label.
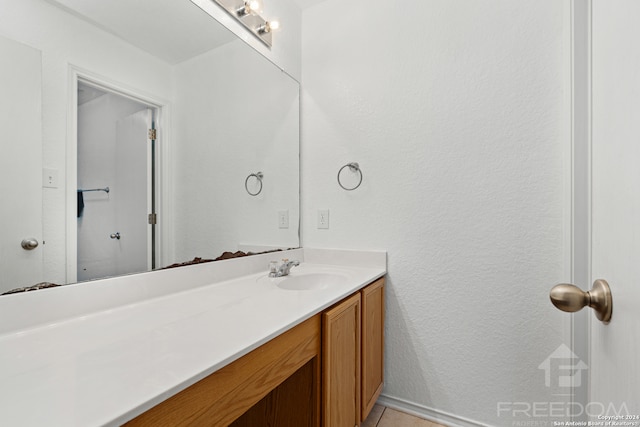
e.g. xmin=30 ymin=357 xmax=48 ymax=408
xmin=269 ymin=259 xmax=300 ymax=277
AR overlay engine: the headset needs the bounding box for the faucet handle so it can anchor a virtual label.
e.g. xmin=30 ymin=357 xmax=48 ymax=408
xmin=269 ymin=261 xmax=279 ymax=275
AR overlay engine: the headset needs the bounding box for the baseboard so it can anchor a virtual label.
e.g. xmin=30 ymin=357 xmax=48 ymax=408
xmin=377 ymin=394 xmax=492 ymax=427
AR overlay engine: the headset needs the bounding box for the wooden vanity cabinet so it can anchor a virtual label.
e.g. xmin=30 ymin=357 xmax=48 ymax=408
xmin=360 ymin=278 xmax=385 ymax=420
xmin=322 ymin=292 xmax=362 ymax=427
xmin=322 ymin=278 xmax=385 ymax=427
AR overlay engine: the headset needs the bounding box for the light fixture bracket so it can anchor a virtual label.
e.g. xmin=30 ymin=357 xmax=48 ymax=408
xmin=211 ymin=0 xmax=275 ymax=47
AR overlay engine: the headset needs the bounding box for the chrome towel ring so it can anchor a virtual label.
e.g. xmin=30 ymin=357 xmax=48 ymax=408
xmin=245 ymin=172 xmax=264 ymax=196
xmin=78 ymin=187 xmax=110 ymax=194
xmin=337 ymin=162 xmax=363 ymax=191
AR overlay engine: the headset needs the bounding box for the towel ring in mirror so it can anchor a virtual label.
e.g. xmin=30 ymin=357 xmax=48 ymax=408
xmin=337 ymin=162 xmax=363 ymax=191
xmin=245 ymin=172 xmax=264 ymax=196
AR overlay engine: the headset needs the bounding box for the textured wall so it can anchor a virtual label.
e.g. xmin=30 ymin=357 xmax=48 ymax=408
xmin=300 ymin=1 xmax=571 ymax=425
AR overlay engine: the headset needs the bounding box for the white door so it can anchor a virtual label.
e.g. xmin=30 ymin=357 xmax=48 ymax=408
xmin=590 ymin=0 xmax=640 ymax=415
xmin=77 ymin=89 xmax=153 ymax=281
xmin=0 ymin=35 xmax=42 ymax=294
xmin=114 ymin=108 xmax=153 ymax=276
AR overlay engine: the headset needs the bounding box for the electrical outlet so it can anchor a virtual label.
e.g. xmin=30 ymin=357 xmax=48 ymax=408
xmin=317 ymin=209 xmax=329 ymax=229
xmin=278 ymin=210 xmax=289 ymax=229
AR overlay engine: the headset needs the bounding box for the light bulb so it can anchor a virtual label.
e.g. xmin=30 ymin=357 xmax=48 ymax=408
xmin=268 ymin=20 xmax=280 ymax=31
xmin=237 ymin=1 xmax=259 ymax=17
xmin=246 ymin=0 xmax=260 ymax=12
xmin=258 ymin=20 xmax=280 ymax=34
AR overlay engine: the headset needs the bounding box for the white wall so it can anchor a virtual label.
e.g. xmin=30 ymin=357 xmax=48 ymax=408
xmin=0 ymin=0 xmax=174 ymax=284
xmin=173 ymin=39 xmax=300 ymax=262
xmin=301 ymin=1 xmax=571 ymax=425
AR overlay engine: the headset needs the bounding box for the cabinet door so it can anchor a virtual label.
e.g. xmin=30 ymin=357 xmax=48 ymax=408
xmin=361 ymin=278 xmax=384 ymax=420
xmin=323 ymin=293 xmax=361 ymax=427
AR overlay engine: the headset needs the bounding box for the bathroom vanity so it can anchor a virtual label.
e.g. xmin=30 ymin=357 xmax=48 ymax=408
xmin=0 ymin=248 xmax=385 ymax=426
xmin=127 ymin=277 xmax=384 ymax=427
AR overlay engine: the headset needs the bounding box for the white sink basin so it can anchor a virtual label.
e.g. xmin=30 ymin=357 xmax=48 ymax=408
xmin=278 ymin=273 xmax=347 ymax=290
xmin=263 ymin=273 xmax=349 ymax=291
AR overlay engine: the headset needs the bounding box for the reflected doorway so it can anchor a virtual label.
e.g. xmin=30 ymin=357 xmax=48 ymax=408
xmin=76 ymin=81 xmax=158 ymax=281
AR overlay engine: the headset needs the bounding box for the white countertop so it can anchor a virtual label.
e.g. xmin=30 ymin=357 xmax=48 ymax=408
xmin=0 ymin=249 xmax=385 ymax=426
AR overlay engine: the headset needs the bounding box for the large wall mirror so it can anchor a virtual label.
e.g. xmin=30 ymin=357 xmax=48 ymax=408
xmin=0 ymin=0 xmax=300 ymax=294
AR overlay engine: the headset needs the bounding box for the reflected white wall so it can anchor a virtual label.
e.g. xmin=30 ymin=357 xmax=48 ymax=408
xmin=173 ymin=39 xmax=300 ymax=262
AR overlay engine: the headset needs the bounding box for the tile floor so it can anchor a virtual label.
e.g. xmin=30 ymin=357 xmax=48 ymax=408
xmin=362 ymin=405 xmax=447 ymax=427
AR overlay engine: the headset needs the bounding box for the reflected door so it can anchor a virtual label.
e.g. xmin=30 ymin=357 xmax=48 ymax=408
xmin=590 ymin=0 xmax=640 ymax=412
xmin=0 ymin=35 xmax=42 ymax=293
xmin=114 ymin=108 xmax=154 ymax=276
xmin=77 ymin=84 xmax=154 ymax=281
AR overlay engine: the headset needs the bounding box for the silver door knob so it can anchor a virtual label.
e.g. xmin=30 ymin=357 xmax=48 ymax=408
xmin=21 ymin=238 xmax=39 ymax=250
xmin=549 ymin=279 xmax=612 ymax=324
xmin=110 ymin=232 xmax=121 ymax=240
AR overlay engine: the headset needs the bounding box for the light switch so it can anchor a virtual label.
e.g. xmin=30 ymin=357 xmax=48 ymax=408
xmin=43 ymin=168 xmax=59 ymax=188
xmin=278 ymin=210 xmax=289 ymax=229
xmin=317 ymin=209 xmax=329 ymax=229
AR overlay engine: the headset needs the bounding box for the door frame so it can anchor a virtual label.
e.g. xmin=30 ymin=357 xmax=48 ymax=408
xmin=583 ymin=0 xmax=640 ymax=411
xmin=569 ymin=0 xmax=591 ymax=415
xmin=66 ymin=65 xmax=173 ymax=283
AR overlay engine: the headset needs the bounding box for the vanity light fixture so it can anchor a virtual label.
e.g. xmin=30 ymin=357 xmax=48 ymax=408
xmin=257 ymin=20 xmax=279 ymax=34
xmin=236 ymin=0 xmax=259 ymax=17
xmin=211 ymin=0 xmax=280 ymax=47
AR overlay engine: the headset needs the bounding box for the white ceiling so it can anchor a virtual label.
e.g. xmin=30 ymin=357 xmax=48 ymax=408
xmin=77 ymin=83 xmax=106 ymax=106
xmin=46 ymin=0 xmax=236 ymax=64
xmin=291 ymin=0 xmax=328 ymax=10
